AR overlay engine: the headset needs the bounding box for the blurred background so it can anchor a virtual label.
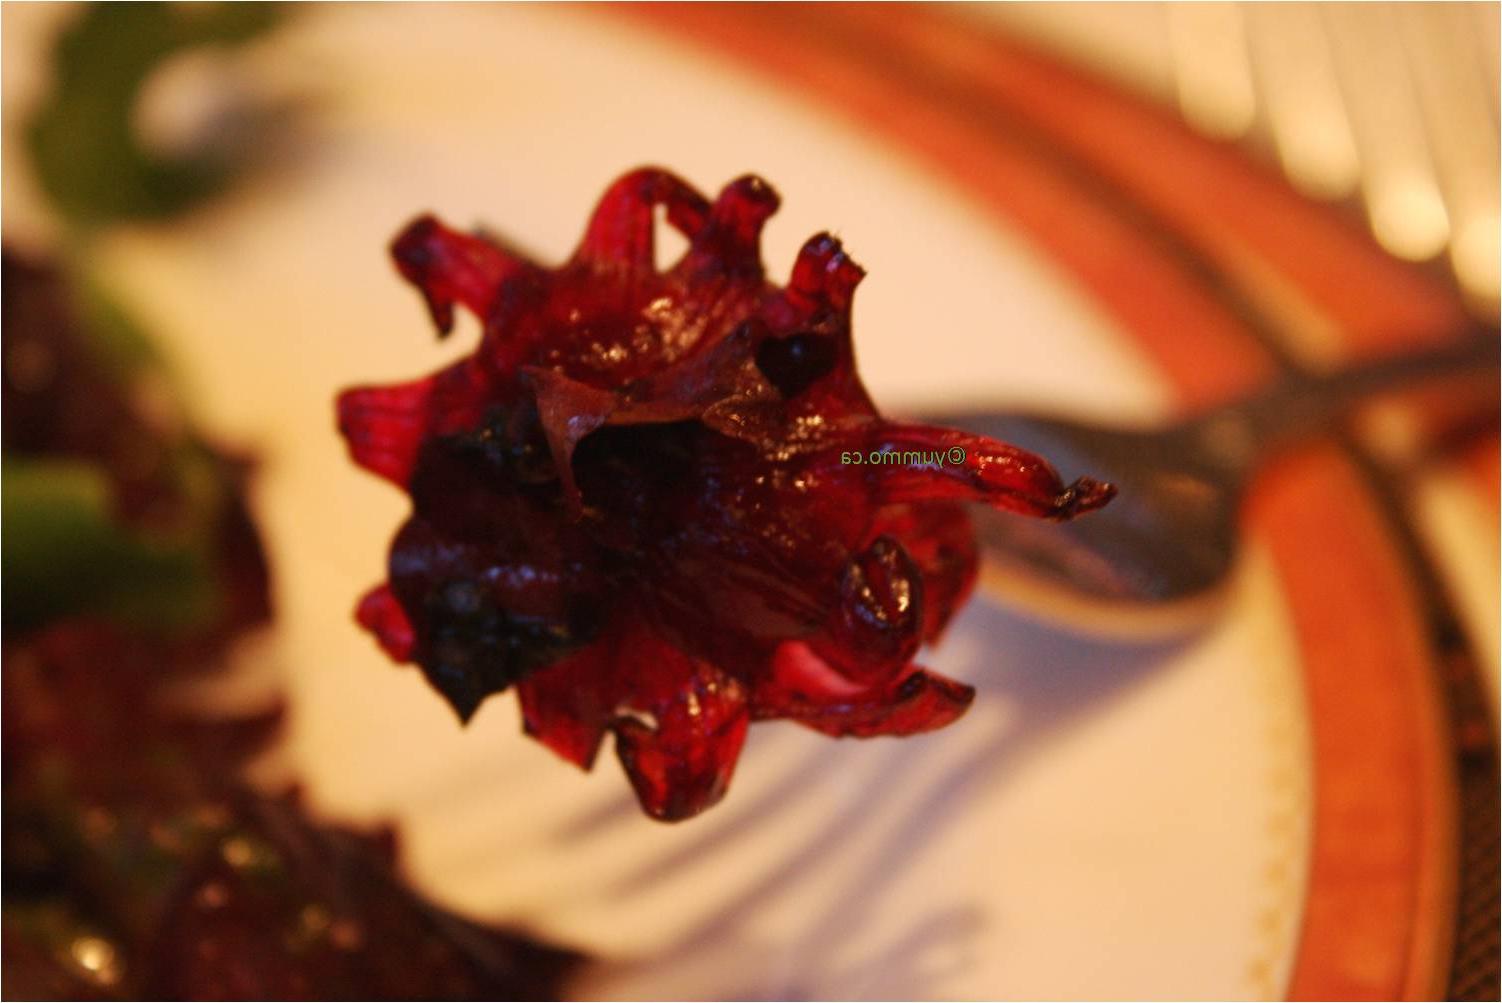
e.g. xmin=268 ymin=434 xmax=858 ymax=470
xmin=2 ymin=4 xmax=1497 ymax=1001
xmin=991 ymin=3 xmax=1500 ymax=310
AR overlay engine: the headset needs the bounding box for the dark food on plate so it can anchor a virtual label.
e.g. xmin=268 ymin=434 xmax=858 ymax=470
xmin=338 ymin=169 xmax=1115 ymax=821
xmin=2 ymin=253 xmax=580 ymax=999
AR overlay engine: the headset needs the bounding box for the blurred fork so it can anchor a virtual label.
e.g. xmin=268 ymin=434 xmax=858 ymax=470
xmin=921 ymin=333 xmax=1498 ymax=636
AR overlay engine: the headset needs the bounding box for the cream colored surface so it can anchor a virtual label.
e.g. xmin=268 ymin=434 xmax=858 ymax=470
xmin=4 ymin=5 xmax=1313 ymax=999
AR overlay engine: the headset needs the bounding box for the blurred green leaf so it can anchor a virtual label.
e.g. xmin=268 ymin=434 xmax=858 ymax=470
xmin=2 ymin=459 xmax=217 ymax=632
xmin=73 ymin=272 xmax=164 ymax=377
xmin=27 ymin=2 xmax=284 ymax=227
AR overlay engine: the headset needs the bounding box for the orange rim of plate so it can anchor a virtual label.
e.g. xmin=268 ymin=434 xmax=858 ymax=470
xmin=610 ymin=3 xmax=1498 ymax=998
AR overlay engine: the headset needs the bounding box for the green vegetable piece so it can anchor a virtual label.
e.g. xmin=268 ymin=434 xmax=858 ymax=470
xmin=2 ymin=459 xmax=216 ymax=632
xmin=26 ymin=2 xmax=284 ymax=227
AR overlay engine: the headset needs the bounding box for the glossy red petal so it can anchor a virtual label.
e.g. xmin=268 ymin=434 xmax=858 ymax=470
xmin=575 ymin=167 xmax=710 ymax=270
xmin=515 ymin=639 xmax=616 ymax=770
xmin=870 ymin=502 xmax=978 ymax=641
xmin=355 ymin=583 xmax=416 ymax=661
xmin=336 ymin=375 xmax=436 ymax=487
xmin=392 ymin=216 xmax=529 ymax=335
xmin=336 ymin=359 xmax=497 ymax=488
xmin=787 ymin=231 xmax=865 ymax=313
xmin=848 ymin=421 xmax=1116 ymax=519
xmin=808 ymin=535 xmax=924 ymax=686
xmin=674 ymin=174 xmax=779 ymax=278
xmin=758 ymin=642 xmax=974 ymax=738
xmin=791 ymin=668 xmax=975 ymax=738
xmin=610 ymin=623 xmax=750 ymax=821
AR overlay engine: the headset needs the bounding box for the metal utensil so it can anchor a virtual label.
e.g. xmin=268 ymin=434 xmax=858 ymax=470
xmin=921 ymin=334 xmax=1499 ymax=636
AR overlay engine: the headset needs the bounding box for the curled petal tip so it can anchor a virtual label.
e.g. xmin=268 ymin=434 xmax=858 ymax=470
xmin=762 ymin=650 xmax=976 ymax=739
xmin=790 ymin=232 xmax=865 ymax=308
xmin=390 ymin=214 xmax=523 ymax=334
xmin=855 ymin=423 xmax=1116 ymax=522
xmin=676 ymin=174 xmax=781 ymax=275
xmin=729 ymin=172 xmax=779 ymax=204
xmin=579 ymin=167 xmax=711 ymax=268
xmin=1052 ymin=477 xmax=1117 ymax=520
xmin=713 ymin=174 xmax=781 ymax=235
xmin=391 ymin=217 xmax=455 ymax=335
xmin=390 ymin=214 xmax=439 ymax=273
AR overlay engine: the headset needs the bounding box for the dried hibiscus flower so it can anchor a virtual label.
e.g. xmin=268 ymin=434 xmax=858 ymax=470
xmin=337 ymin=169 xmax=1113 ymax=821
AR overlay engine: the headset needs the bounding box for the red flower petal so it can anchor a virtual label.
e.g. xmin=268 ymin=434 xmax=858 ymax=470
xmin=391 ymin=216 xmax=530 ymax=335
xmin=574 ymin=167 xmax=710 ymax=270
xmin=870 ymin=502 xmax=978 ymax=642
xmin=808 ymin=535 xmax=925 ymax=686
xmin=355 ymin=583 xmax=416 ymax=662
xmin=756 ymin=641 xmax=974 ymax=738
xmin=826 ymin=421 xmax=1116 ymax=519
xmin=519 ymin=618 xmax=750 ymax=821
xmin=338 ymin=169 xmax=1110 ymax=820
xmin=516 ymin=639 xmax=615 ymax=770
xmin=336 ymin=374 xmax=436 ymax=487
xmin=610 ymin=622 xmax=749 ymax=821
xmin=791 ymin=668 xmax=974 ymax=738
xmin=337 ymin=359 xmax=499 ymax=488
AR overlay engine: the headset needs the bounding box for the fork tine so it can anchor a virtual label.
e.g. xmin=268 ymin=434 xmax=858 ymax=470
xmin=1247 ymin=2 xmax=1362 ymax=202
xmin=1328 ymin=4 xmax=1455 ymax=264
xmin=1399 ymin=3 xmax=1501 ymax=305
